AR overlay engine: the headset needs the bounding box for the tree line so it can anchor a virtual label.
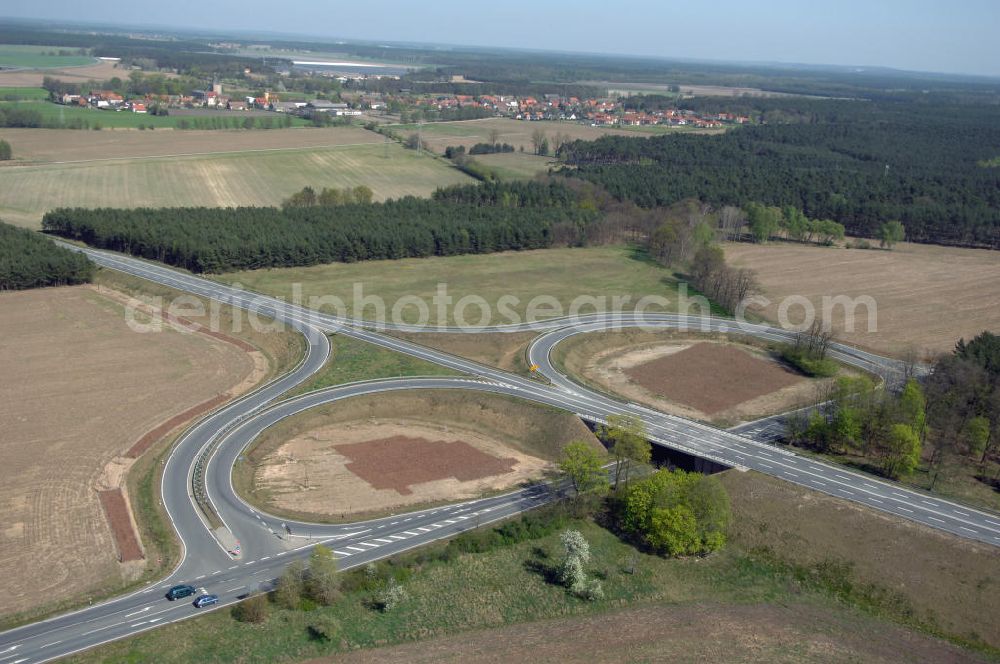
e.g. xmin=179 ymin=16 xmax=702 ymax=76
xmin=0 ymin=221 xmax=94 ymax=290
xmin=559 ymin=100 xmax=1000 ymax=248
xmin=789 ymin=330 xmax=1000 ymax=488
xmin=42 ymin=189 xmax=600 ymax=273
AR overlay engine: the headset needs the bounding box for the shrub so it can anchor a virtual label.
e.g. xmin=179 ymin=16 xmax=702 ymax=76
xmin=375 ymin=578 xmax=408 ymax=612
xmin=307 ymin=614 xmax=340 ymax=641
xmin=612 ymin=469 xmax=731 ymax=557
xmin=273 ymin=561 xmax=304 ymax=610
xmin=231 ymin=594 xmax=269 ymax=624
xmin=778 ymin=345 xmax=839 ymax=377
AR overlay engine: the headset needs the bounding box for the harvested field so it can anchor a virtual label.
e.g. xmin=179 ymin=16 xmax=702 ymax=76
xmin=555 ymin=329 xmax=832 ymax=426
xmin=0 ymin=126 xmax=381 ymax=164
xmin=625 ymin=342 xmax=803 ymax=414
xmin=0 ymin=285 xmax=258 ymax=619
xmin=0 ymin=61 xmax=122 ymax=87
xmin=319 ymin=602 xmax=986 ymax=664
xmin=0 ymin=139 xmax=471 ymax=228
xmin=726 ymin=241 xmax=1000 ymax=357
xmin=721 ymin=469 xmax=1000 ymax=649
xmin=97 ymin=490 xmax=143 ymax=562
xmin=238 ymin=390 xmax=601 ymax=522
xmin=335 ymin=435 xmax=518 ymax=494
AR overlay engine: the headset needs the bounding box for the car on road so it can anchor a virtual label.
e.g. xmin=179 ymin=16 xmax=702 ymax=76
xmin=193 ymin=594 xmax=219 ymax=608
xmin=166 ymin=584 xmax=196 ymax=601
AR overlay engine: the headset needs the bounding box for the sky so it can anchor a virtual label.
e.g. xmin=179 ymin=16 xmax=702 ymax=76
xmin=6 ymin=0 xmax=1000 ymax=77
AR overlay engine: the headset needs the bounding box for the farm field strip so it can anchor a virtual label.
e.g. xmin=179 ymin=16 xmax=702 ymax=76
xmin=0 ymin=126 xmax=383 ymax=163
xmin=0 ymin=142 xmax=472 ymax=227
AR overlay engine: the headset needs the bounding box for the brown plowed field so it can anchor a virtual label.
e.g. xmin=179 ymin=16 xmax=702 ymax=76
xmin=0 ymin=285 xmax=256 ymax=619
xmin=625 ymin=342 xmax=803 ymax=414
xmin=336 ymin=435 xmax=518 ymax=495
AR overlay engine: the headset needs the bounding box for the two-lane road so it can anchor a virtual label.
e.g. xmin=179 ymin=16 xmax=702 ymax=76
xmin=1 ymin=244 xmax=996 ymax=664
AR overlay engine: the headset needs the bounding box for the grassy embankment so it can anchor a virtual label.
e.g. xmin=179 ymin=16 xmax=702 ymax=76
xmin=289 ymin=334 xmax=461 ymax=397
xmin=70 ymin=470 xmax=1000 ymax=663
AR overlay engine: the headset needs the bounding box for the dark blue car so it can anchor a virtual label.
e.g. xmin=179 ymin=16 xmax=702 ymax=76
xmin=166 ymin=584 xmax=196 ymax=601
xmin=193 ymin=594 xmax=219 ymax=608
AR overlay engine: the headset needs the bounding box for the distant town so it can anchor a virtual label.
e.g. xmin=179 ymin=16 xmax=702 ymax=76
xmin=53 ymin=76 xmax=751 ymax=128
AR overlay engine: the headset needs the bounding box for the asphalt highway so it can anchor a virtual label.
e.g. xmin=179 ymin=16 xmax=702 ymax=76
xmin=1 ymin=245 xmax=998 ymax=663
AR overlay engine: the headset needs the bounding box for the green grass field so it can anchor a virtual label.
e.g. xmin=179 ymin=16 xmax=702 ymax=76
xmin=216 ymin=246 xmax=695 ymax=327
xmin=0 ymin=142 xmax=473 ymax=227
xmin=473 ymin=152 xmax=555 ymax=179
xmin=0 ymin=86 xmax=48 ymax=100
xmin=0 ymin=100 xmax=313 ymax=129
xmin=291 ymin=334 xmax=461 ymax=395
xmin=0 ymin=45 xmax=94 ymax=68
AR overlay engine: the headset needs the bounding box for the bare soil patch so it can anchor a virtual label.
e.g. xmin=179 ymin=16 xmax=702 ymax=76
xmin=0 ymin=126 xmax=381 ymax=164
xmin=721 ymin=469 xmax=1000 ymax=649
xmin=336 ymin=435 xmax=518 ymax=494
xmin=0 ymin=285 xmax=257 ymax=619
xmin=257 ymin=422 xmax=544 ymax=518
xmin=97 ymin=489 xmax=143 ymax=562
xmin=318 ymin=601 xmax=986 ymax=664
xmin=725 ymin=241 xmax=1000 ymax=357
xmin=239 ymin=391 xmax=600 ymax=522
xmin=625 ymin=342 xmax=803 ymax=414
xmin=556 ymin=329 xmax=830 ymax=426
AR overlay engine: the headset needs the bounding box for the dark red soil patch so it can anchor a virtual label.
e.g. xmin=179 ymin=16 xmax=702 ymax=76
xmin=625 ymin=342 xmax=803 ymax=415
xmin=126 ymin=393 xmax=228 ymax=458
xmin=334 ymin=436 xmax=517 ymax=495
xmin=98 ymin=489 xmax=144 ymax=562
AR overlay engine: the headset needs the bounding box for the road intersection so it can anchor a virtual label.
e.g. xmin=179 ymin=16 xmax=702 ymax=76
xmin=2 ymin=245 xmax=998 ymax=663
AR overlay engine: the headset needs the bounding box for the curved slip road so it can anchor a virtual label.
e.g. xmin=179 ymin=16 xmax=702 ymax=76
xmin=1 ymin=245 xmax=998 ymax=663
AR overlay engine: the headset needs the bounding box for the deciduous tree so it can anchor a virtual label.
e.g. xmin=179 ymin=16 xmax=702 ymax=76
xmin=559 ymin=441 xmax=608 ymax=494
xmin=601 ymin=414 xmax=650 ymax=489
